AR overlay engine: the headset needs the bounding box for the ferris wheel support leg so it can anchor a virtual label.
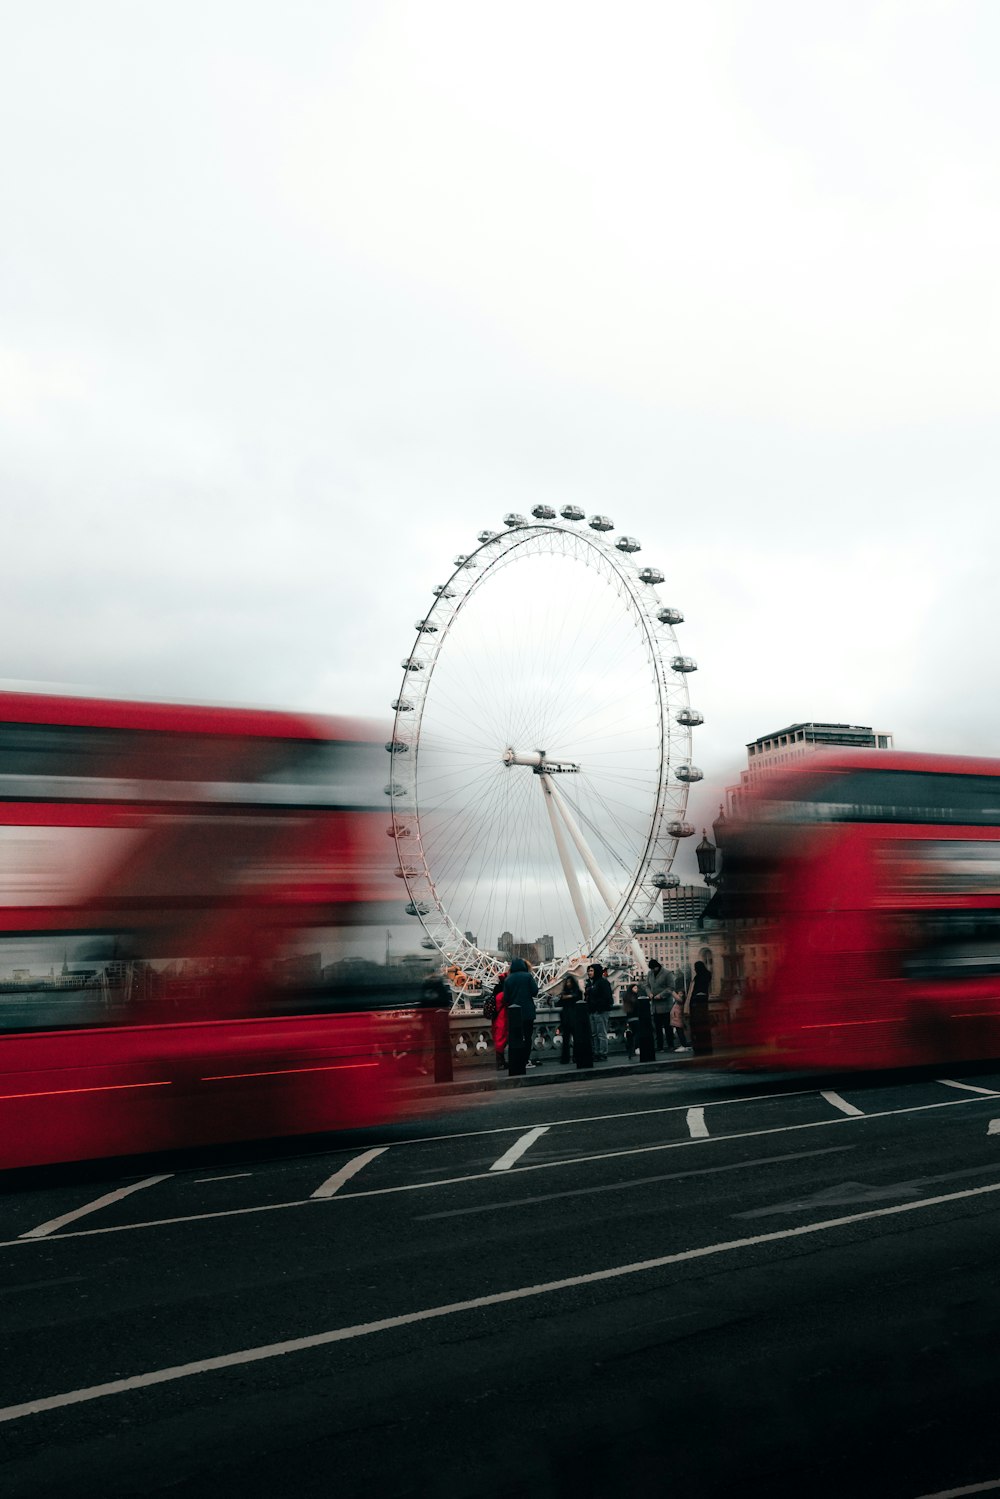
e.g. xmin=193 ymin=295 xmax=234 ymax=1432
xmin=544 ymin=775 xmax=648 ymax=970
xmin=539 ymin=775 xmax=592 ymax=948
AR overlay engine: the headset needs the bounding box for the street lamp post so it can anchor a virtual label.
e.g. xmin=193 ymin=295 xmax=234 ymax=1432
xmin=695 ymin=822 xmax=740 ymax=1006
xmin=695 ymin=830 xmax=717 ymax=883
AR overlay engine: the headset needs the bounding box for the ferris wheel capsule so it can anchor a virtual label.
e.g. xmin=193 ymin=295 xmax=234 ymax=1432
xmin=615 ymin=536 xmax=641 ymax=553
xmin=385 ymin=782 xmax=406 ymax=797
xmin=589 ymin=514 xmax=614 ymax=531
xmin=675 ymin=764 xmax=704 ymax=782
xmin=421 ymin=937 xmax=437 ymax=949
xmin=667 ymin=820 xmax=695 ymax=837
xmin=401 ymin=656 xmax=425 ymax=671
xmin=638 ymin=566 xmax=664 ymax=584
xmin=432 ymin=584 xmax=456 ymax=598
xmin=652 ymin=871 xmax=681 ymax=889
xmin=392 ymin=697 xmax=413 ymax=712
xmin=477 ymin=530 xmax=499 ymax=544
xmin=658 ymin=606 xmax=684 ymax=625
xmin=385 ymin=740 xmax=409 ymax=754
xmin=414 ymin=619 xmax=438 ymax=633
xmin=560 ymin=505 xmax=585 ymax=520
xmin=453 ymin=554 xmax=476 ymax=569
xmin=671 ymin=656 xmax=697 ymax=673
xmin=387 ymin=823 xmax=413 ymax=837
xmin=503 ymin=512 xmax=528 ymax=527
xmin=405 ymin=901 xmax=431 ymax=916
xmin=677 ymin=708 xmax=703 ymax=726
xmin=531 ymin=504 xmax=557 ymax=520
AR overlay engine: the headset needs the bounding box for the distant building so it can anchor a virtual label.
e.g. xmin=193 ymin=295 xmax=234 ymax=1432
xmin=660 ymin=885 xmax=711 ymax=926
xmin=728 ymin=721 xmax=895 ymax=815
xmin=633 ymin=885 xmax=712 ymax=979
xmin=497 ymin=931 xmax=552 ymax=965
xmin=463 ymin=930 xmax=477 ymax=947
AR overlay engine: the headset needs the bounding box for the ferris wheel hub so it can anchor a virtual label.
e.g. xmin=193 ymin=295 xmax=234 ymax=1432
xmin=502 ymin=747 xmax=581 ymax=773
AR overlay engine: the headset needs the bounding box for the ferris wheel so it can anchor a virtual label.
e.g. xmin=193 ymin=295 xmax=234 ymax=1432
xmin=386 ymin=509 xmax=703 ymax=992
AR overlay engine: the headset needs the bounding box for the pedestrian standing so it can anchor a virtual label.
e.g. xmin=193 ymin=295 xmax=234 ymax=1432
xmin=623 ymin=982 xmax=642 ymax=1057
xmin=686 ymin=959 xmax=713 ymax=1055
xmin=491 ymin=971 xmax=508 ymax=1070
xmin=557 ymin=973 xmax=581 ymax=1063
xmin=504 ymin=957 xmax=538 ymax=1075
xmin=647 ymin=959 xmax=673 ymax=1051
xmin=585 ymin=962 xmax=613 ymax=1061
xmin=670 ymin=972 xmax=691 ymax=1054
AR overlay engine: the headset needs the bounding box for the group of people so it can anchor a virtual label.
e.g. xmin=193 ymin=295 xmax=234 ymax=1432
xmin=488 ymin=954 xmax=713 ymax=1073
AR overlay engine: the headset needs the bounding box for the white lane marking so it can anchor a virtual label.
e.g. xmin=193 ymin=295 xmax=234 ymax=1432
xmin=418 ymin=1145 xmax=857 ymax=1219
xmin=686 ymin=1107 xmax=709 ymax=1138
xmin=938 ymin=1079 xmax=1000 ymax=1096
xmin=311 ymin=1148 xmax=387 ymax=1199
xmin=915 ymin=1481 xmax=1000 ymax=1497
xmin=373 ymin=1088 xmax=821 ymax=1149
xmin=3 ymin=1090 xmax=996 ymax=1248
xmin=192 ymin=1174 xmax=252 ymax=1184
xmin=988 ymin=1120 xmax=1000 ymax=1136
xmin=18 ymin=1176 xmax=173 ymax=1240
xmin=490 ymin=1126 xmax=550 ymax=1171
xmin=821 ymin=1090 xmax=864 ymax=1117
xmin=6 ymin=1175 xmax=1000 ymax=1426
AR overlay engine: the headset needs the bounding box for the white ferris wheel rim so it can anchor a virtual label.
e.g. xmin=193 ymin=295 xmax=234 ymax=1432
xmin=387 ymin=514 xmax=702 ymax=991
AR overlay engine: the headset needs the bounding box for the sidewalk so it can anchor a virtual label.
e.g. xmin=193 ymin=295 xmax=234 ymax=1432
xmin=424 ymin=1050 xmax=734 ymax=1097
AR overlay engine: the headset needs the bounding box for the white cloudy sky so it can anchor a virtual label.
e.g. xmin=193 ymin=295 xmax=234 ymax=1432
xmin=2 ymin=0 xmax=998 ymax=886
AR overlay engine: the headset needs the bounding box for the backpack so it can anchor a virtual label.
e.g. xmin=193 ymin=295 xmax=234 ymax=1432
xmin=482 ymin=992 xmax=498 ymax=1021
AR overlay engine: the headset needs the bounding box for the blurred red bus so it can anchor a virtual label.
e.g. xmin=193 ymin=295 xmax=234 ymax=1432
xmin=727 ymin=750 xmax=1000 ymax=1070
xmin=0 ymin=690 xmax=436 ymax=1169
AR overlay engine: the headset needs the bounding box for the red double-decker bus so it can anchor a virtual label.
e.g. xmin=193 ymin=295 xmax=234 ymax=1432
xmin=0 ymin=690 xmax=436 ymax=1169
xmin=726 ymin=750 xmax=1000 ymax=1070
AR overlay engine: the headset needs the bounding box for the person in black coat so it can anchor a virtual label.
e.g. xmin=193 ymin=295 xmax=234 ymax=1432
xmin=647 ymin=958 xmax=674 ymax=1051
xmin=556 ymin=973 xmax=581 ymax=1063
xmin=503 ymin=957 xmax=539 ymax=1075
xmin=585 ymin=962 xmax=614 ymax=1061
xmin=687 ymin=959 xmax=713 ymax=1055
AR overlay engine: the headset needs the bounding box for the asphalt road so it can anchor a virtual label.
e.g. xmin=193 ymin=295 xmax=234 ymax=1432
xmin=4 ymin=1063 xmax=1000 ymax=1498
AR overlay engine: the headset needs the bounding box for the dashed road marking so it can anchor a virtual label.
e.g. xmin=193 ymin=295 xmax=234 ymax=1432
xmin=821 ymin=1090 xmax=864 ymax=1117
xmin=490 ymin=1126 xmax=550 ymax=1171
xmin=19 ymin=1176 xmax=173 ymax=1240
xmin=312 ymin=1148 xmax=387 ymax=1199
xmin=417 ymin=1145 xmax=856 ymax=1219
xmin=686 ymin=1107 xmax=709 ymax=1138
xmin=5 ymin=1091 xmax=998 ymax=1248
xmin=988 ymin=1120 xmax=1000 ymax=1136
xmin=938 ymin=1079 xmax=1000 ymax=1097
xmin=7 ymin=1174 xmax=1000 ymax=1426
xmin=192 ymin=1174 xmax=253 ymax=1184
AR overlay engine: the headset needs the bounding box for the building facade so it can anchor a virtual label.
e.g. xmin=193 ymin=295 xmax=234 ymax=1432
xmin=727 ymin=721 xmax=895 ymax=815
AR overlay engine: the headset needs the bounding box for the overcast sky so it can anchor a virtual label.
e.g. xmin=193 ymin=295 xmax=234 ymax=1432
xmin=3 ymin=0 xmax=998 ymax=887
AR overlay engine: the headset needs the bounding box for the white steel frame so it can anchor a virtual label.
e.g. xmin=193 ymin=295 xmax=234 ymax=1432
xmin=387 ymin=517 xmax=701 ymax=991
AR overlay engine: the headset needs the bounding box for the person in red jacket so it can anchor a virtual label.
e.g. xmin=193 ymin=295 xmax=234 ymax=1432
xmin=491 ymin=971 xmax=508 ymax=1070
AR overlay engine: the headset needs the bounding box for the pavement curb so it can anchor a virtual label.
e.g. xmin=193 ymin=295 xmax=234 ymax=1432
xmin=418 ymin=1052 xmax=732 ymax=1098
